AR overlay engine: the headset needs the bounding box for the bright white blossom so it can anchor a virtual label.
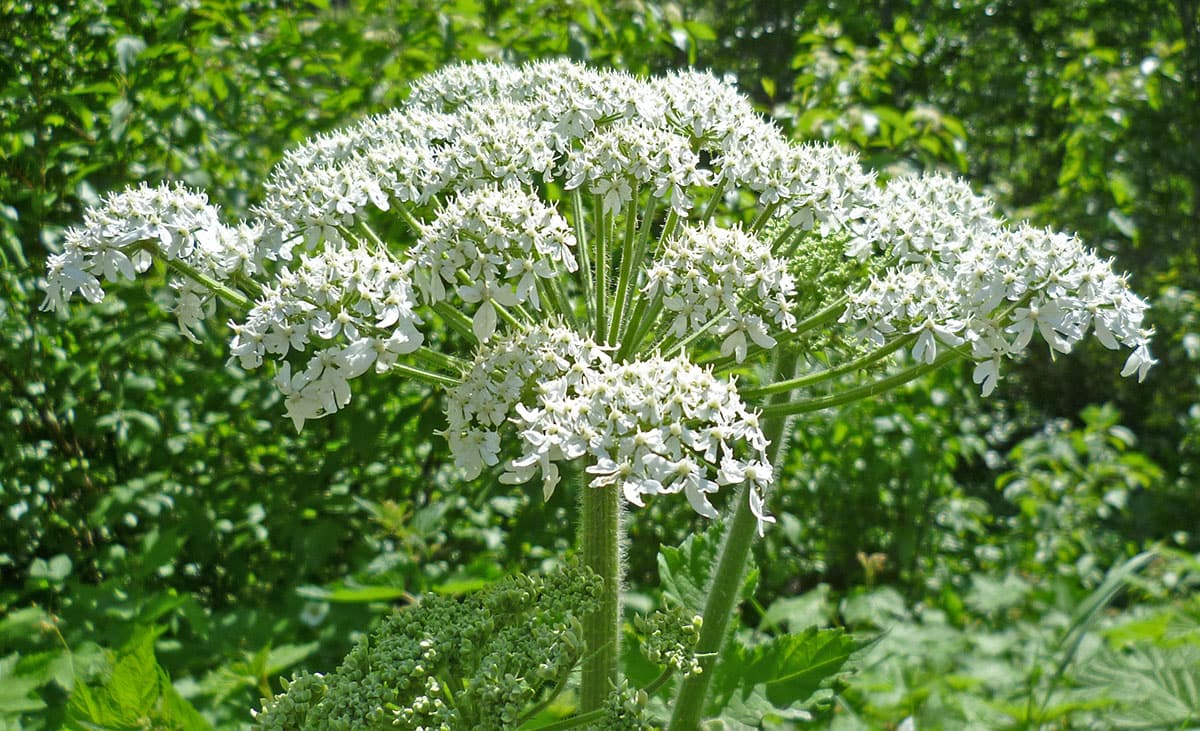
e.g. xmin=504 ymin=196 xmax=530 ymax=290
xmin=42 ymin=184 xmax=218 ymax=309
xmin=231 ymin=245 xmax=423 ymax=430
xmin=841 ymin=174 xmax=1154 ymax=394
xmin=410 ymin=186 xmax=576 ymax=340
xmin=500 ymin=342 xmax=776 ymax=535
xmin=645 ymin=223 xmax=797 ymax=362
xmin=445 ymin=324 xmax=609 ymax=481
xmin=46 ymin=60 xmax=1153 ymax=530
xmin=562 ymin=120 xmax=710 ymax=215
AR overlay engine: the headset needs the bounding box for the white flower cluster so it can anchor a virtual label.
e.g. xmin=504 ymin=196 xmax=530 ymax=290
xmin=253 ymin=60 xmax=657 ymax=255
xmin=652 ymin=69 xmax=758 ymax=146
xmin=645 ymin=223 xmax=798 ymax=362
xmin=249 ymin=58 xmax=876 ymax=254
xmin=48 ymin=59 xmax=1154 ymax=530
xmin=651 ymin=70 xmax=876 ymax=232
xmin=253 ymin=109 xmax=453 ymax=253
xmin=407 ymin=59 xmax=655 ymax=148
xmin=170 ymin=221 xmax=265 ymax=338
xmin=410 ymin=186 xmax=577 ymax=340
xmin=39 ymin=183 xmax=268 ymax=339
xmin=229 ymin=246 xmax=423 ymax=430
xmin=723 ymin=127 xmax=876 ymax=232
xmin=501 ymin=339 xmax=776 ymax=533
xmin=562 ymin=120 xmax=710 ymax=216
xmin=445 ymin=324 xmax=609 ymax=481
xmin=42 ymin=183 xmax=215 ymax=308
xmin=842 ymin=174 xmax=1154 ymax=394
xmin=439 ymin=102 xmax=558 ymax=190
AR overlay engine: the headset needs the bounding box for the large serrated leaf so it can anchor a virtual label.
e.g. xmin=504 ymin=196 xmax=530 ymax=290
xmin=708 ymin=628 xmax=863 ymax=720
xmin=107 ymin=630 xmax=162 ymax=718
xmin=1074 ymin=643 xmax=1200 ymax=728
xmin=760 ymin=629 xmax=864 ymax=708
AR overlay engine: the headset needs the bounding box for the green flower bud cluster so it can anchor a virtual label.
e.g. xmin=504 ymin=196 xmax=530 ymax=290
xmin=755 ymin=224 xmax=879 ymax=380
xmin=781 ymin=230 xmax=871 ymax=315
xmin=635 ymin=607 xmax=704 ymax=678
xmin=253 ymin=566 xmax=601 ymax=730
xmin=585 ymin=680 xmax=650 ymax=731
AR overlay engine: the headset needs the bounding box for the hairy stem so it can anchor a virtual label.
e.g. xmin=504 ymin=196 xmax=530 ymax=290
xmin=668 ymin=350 xmax=796 ymax=730
xmin=579 ymin=476 xmax=622 ymax=712
xmin=593 ymin=194 xmax=608 ymax=340
xmin=607 ymin=183 xmax=641 ymax=344
xmin=571 ymin=191 xmax=594 ymax=326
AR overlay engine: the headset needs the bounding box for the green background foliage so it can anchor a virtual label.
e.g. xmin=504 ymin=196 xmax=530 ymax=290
xmin=2 ymin=0 xmax=1197 ymax=728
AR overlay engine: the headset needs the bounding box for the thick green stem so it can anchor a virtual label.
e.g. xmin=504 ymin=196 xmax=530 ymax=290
xmin=616 ymin=290 xmax=663 ymax=362
xmin=571 ymin=191 xmax=594 ymax=325
xmin=748 ymin=200 xmax=782 ymax=235
xmin=431 ymin=301 xmax=477 ymax=342
xmin=579 ymin=479 xmax=621 ymax=713
xmin=668 ymin=351 xmax=797 ymax=730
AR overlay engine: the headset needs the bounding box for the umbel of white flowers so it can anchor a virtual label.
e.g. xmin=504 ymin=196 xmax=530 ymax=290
xmin=42 ymin=59 xmax=1154 ymax=536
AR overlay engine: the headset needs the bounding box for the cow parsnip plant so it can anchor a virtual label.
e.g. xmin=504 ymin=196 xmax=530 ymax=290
xmin=43 ymin=60 xmax=1155 ymax=728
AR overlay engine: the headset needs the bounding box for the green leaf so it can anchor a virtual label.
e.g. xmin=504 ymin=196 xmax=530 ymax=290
xmin=840 ymin=586 xmax=909 ymax=629
xmin=28 ymin=553 xmax=73 ymax=583
xmin=0 ymin=653 xmax=47 ymax=715
xmin=69 ymin=629 xmax=210 ymax=730
xmin=137 ymin=528 xmax=186 ymax=578
xmin=108 ymin=631 xmax=161 ymax=718
xmin=1074 ymin=643 xmax=1200 ymax=728
xmin=658 ymin=521 xmax=757 ymax=616
xmin=265 ymin=643 xmax=320 ymax=677
xmin=0 ymin=607 xmax=53 ymax=644
xmin=160 ymin=679 xmax=211 ymax=730
xmin=708 ymin=628 xmax=862 ymax=719
xmin=684 ymin=20 xmax=717 ymax=42
xmin=758 ymin=629 xmax=862 ymax=707
xmin=763 ymin=584 xmax=833 ymax=633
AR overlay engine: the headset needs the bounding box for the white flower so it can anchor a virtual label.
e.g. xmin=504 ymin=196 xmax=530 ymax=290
xmin=839 ymin=174 xmax=1154 ymax=393
xmin=230 ymin=245 xmax=422 ymax=426
xmin=648 ymin=223 xmax=797 ymax=361
xmin=41 ymin=183 xmax=226 ymax=316
xmin=503 ymin=349 xmax=774 ymax=532
xmin=411 ymin=185 xmax=576 ymax=340
xmin=562 ymin=120 xmax=710 ymax=216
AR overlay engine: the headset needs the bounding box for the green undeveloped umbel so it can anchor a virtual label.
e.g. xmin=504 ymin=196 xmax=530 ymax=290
xmin=253 ymin=568 xmax=601 ymax=730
